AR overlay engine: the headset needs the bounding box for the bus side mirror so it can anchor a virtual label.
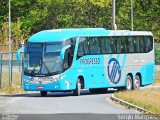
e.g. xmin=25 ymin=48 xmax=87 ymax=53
xmin=16 ymin=46 xmax=25 ymax=60
xmin=60 ymin=45 xmax=71 ymax=60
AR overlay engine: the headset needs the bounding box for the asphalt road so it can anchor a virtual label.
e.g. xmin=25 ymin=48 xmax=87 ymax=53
xmin=0 ymin=90 xmax=139 ymax=120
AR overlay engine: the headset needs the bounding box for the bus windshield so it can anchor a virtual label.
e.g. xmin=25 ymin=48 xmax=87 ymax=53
xmin=24 ymin=42 xmax=63 ymax=76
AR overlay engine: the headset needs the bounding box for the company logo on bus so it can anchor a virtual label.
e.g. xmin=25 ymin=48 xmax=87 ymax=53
xmin=107 ymin=58 xmax=121 ymax=84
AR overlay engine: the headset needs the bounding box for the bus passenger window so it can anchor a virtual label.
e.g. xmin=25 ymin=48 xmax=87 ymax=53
xmin=133 ymin=37 xmax=140 ymax=53
xmin=83 ymin=38 xmax=90 ymax=55
xmin=107 ymin=38 xmax=112 ymax=53
xmin=101 ymin=38 xmax=106 ymax=53
xmin=128 ymin=37 xmax=134 ymax=53
xmin=94 ymin=38 xmax=101 ymax=54
xmin=139 ymin=37 xmax=146 ymax=53
xmin=77 ymin=45 xmax=83 ymax=57
xmin=146 ymin=37 xmax=153 ymax=52
xmin=89 ymin=38 xmax=95 ymax=54
xmin=64 ymin=47 xmax=73 ymax=69
xmin=64 ymin=49 xmax=69 ymax=69
xmin=116 ymin=37 xmax=122 ymax=53
xmin=111 ymin=37 xmax=117 ymax=53
xmin=68 ymin=52 xmax=71 ymax=67
xmin=121 ymin=38 xmax=126 ymax=53
xmin=77 ymin=38 xmax=84 ymax=58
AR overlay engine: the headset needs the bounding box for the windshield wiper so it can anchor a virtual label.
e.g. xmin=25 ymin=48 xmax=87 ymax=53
xmin=30 ymin=63 xmax=41 ymax=75
xmin=30 ymin=61 xmax=51 ymax=76
xmin=42 ymin=61 xmax=52 ymax=75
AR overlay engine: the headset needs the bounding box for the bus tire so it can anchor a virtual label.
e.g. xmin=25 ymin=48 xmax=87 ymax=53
xmin=74 ymin=78 xmax=81 ymax=96
xmin=40 ymin=91 xmax=47 ymax=97
xmin=125 ymin=75 xmax=133 ymax=90
xmin=133 ymin=75 xmax=140 ymax=90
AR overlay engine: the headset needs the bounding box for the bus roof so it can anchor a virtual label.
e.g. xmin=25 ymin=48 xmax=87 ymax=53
xmin=28 ymin=28 xmax=153 ymax=43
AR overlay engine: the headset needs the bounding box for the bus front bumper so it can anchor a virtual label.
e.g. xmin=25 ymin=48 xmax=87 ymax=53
xmin=23 ymin=80 xmax=73 ymax=91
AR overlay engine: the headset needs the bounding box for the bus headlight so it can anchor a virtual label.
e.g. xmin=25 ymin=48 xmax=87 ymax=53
xmin=51 ymin=75 xmax=65 ymax=82
xmin=24 ymin=78 xmax=30 ymax=83
xmin=52 ymin=76 xmax=60 ymax=82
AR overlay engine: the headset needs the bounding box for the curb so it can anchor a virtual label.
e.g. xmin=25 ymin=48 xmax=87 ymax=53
xmin=0 ymin=91 xmax=38 ymax=97
xmin=0 ymin=93 xmax=28 ymax=97
xmin=110 ymin=94 xmax=152 ymax=114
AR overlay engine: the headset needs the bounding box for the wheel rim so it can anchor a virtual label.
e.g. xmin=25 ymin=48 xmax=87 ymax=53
xmin=78 ymin=82 xmax=81 ymax=89
xmin=134 ymin=78 xmax=140 ymax=89
xmin=127 ymin=79 xmax=132 ymax=90
xmin=74 ymin=79 xmax=81 ymax=96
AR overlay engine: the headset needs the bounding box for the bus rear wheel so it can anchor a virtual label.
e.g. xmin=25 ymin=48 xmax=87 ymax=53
xmin=74 ymin=78 xmax=81 ymax=96
xmin=125 ymin=75 xmax=133 ymax=90
xmin=133 ymin=75 xmax=140 ymax=90
xmin=40 ymin=91 xmax=47 ymax=97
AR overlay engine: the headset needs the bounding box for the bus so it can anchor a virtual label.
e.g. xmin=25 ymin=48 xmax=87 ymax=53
xmin=17 ymin=28 xmax=154 ymax=96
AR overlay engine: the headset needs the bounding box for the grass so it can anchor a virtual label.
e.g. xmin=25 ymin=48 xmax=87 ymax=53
xmin=114 ymin=72 xmax=160 ymax=114
xmin=0 ymin=86 xmax=25 ymax=95
xmin=154 ymin=72 xmax=160 ymax=86
xmin=115 ymin=90 xmax=160 ymax=114
xmin=0 ymin=72 xmax=26 ymax=94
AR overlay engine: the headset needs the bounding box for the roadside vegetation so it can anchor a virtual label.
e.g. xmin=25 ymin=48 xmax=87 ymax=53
xmin=155 ymin=44 xmax=160 ymax=65
xmin=115 ymin=72 xmax=160 ymax=114
xmin=0 ymin=86 xmax=25 ymax=95
xmin=0 ymin=72 xmax=26 ymax=94
xmin=115 ymin=89 xmax=160 ymax=114
xmin=154 ymin=72 xmax=160 ymax=86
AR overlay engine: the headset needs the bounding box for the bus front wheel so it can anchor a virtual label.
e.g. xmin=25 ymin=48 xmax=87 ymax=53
xmin=125 ymin=76 xmax=133 ymax=90
xmin=74 ymin=78 xmax=81 ymax=96
xmin=40 ymin=91 xmax=47 ymax=97
xmin=133 ymin=75 xmax=140 ymax=90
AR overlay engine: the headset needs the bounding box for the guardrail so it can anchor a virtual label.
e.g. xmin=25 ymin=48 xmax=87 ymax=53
xmin=0 ymin=52 xmax=23 ymax=88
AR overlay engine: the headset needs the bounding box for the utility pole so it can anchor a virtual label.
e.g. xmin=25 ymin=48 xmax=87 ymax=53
xmin=112 ymin=0 xmax=117 ymax=30
xmin=131 ymin=0 xmax=133 ymax=31
xmin=9 ymin=0 xmax=12 ymax=85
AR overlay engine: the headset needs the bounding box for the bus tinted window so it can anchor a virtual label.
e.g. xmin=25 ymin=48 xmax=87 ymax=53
xmin=77 ymin=35 xmax=153 ymax=58
xmin=128 ymin=37 xmax=134 ymax=53
xmin=111 ymin=37 xmax=117 ymax=53
xmin=133 ymin=37 xmax=140 ymax=53
xmin=145 ymin=36 xmax=153 ymax=52
xmin=116 ymin=37 xmax=121 ymax=53
xmin=132 ymin=36 xmax=153 ymax=53
xmin=83 ymin=37 xmax=90 ymax=54
xmin=101 ymin=37 xmax=112 ymax=54
xmin=89 ymin=38 xmax=97 ymax=54
xmin=84 ymin=37 xmax=101 ymax=54
xmin=77 ymin=38 xmax=84 ymax=57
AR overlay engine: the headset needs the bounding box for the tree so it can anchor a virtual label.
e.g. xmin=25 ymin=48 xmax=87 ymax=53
xmin=0 ymin=0 xmax=159 ymax=46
